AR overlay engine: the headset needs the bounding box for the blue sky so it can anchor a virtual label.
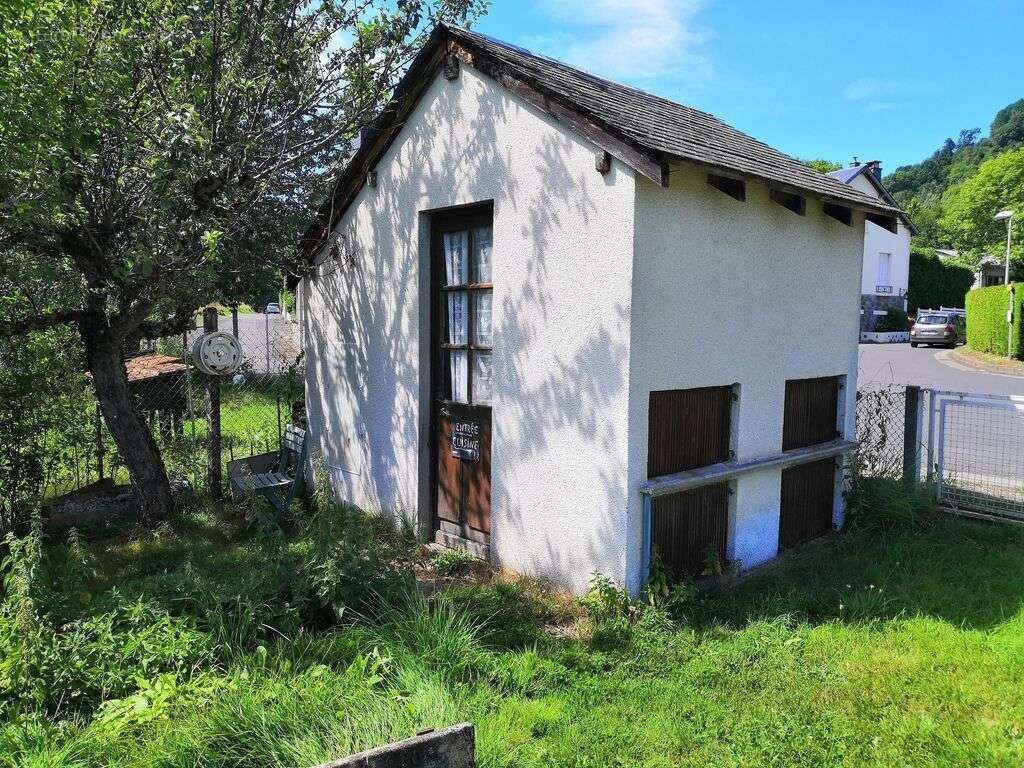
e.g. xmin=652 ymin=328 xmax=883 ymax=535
xmin=473 ymin=0 xmax=1021 ymax=172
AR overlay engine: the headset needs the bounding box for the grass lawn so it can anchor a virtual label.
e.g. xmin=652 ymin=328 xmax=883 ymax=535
xmin=184 ymin=384 xmax=286 ymax=452
xmin=951 ymin=346 xmax=1024 ymax=376
xmin=2 ymin=499 xmax=1023 ymax=767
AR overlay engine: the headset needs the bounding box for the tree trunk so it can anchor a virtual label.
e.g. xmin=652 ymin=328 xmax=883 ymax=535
xmin=80 ymin=315 xmax=174 ymax=525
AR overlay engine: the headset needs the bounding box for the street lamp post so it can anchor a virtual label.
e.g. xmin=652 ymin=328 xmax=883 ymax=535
xmin=995 ymin=210 xmax=1013 ymax=284
xmin=994 ymin=209 xmax=1014 ymax=357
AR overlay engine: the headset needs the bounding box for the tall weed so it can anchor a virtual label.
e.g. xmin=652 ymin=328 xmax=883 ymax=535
xmin=845 ymin=476 xmax=935 ymax=532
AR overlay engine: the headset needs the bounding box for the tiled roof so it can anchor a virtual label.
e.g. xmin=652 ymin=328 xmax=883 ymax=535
xmin=125 ymin=354 xmax=187 ymax=383
xmin=448 ymin=26 xmax=901 ymax=216
xmin=827 ymin=166 xmax=866 ymax=184
xmin=295 ymin=25 xmax=905 ymax=271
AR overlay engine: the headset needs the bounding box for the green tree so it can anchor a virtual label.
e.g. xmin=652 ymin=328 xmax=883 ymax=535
xmin=907 ymin=245 xmax=975 ymax=313
xmin=940 ymin=147 xmax=1024 ymax=268
xmin=990 ymin=98 xmax=1024 ymax=152
xmin=0 ymin=0 xmax=484 ymax=522
xmin=803 ymin=159 xmax=842 ymax=174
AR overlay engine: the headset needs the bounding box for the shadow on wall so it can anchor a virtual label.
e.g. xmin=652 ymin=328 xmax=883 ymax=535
xmin=306 ymin=71 xmax=632 ymax=589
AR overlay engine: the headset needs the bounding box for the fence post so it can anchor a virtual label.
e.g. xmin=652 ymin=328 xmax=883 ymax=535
xmin=95 ymin=403 xmax=105 ymax=481
xmin=902 ymin=385 xmax=921 ymax=485
xmin=203 ymin=307 xmax=223 ymax=499
xmin=231 ymin=304 xmax=239 ymax=339
xmin=264 ymin=310 xmax=271 ymax=375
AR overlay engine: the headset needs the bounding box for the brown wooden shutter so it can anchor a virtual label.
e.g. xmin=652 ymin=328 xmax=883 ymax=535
xmin=647 ymin=387 xmax=733 ymax=580
xmin=779 ymin=376 xmax=841 ymax=549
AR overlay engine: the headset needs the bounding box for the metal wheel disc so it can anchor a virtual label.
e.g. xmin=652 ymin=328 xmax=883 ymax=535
xmin=191 ymin=331 xmax=243 ymax=376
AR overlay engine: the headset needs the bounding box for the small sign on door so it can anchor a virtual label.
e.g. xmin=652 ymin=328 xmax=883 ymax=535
xmin=451 ymin=420 xmax=480 ymax=461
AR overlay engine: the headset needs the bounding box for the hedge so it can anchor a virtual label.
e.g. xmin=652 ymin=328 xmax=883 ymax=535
xmin=965 ymin=284 xmax=1023 ymax=359
xmin=907 ymin=248 xmax=975 ymax=312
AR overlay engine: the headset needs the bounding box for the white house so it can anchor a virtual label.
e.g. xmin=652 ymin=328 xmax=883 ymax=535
xmin=827 ymin=160 xmax=917 ymax=331
xmin=937 ymin=249 xmax=1009 ymax=289
xmin=291 ymin=26 xmax=902 ymax=595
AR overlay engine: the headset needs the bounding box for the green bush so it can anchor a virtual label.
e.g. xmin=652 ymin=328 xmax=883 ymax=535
xmin=281 ymin=289 xmax=296 ymax=314
xmin=430 ymin=547 xmax=478 ymax=577
xmin=0 ymin=330 xmax=95 ymax=533
xmin=0 ymin=531 xmax=214 ymax=722
xmin=907 ymin=247 xmax=975 ymax=313
xmin=965 ymin=284 xmax=1023 ymax=358
xmin=877 ymin=307 xmax=909 ymax=332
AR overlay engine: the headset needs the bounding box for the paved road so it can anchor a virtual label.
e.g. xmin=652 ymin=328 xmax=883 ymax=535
xmin=858 ymin=342 xmax=1023 ymax=519
xmin=185 ymin=312 xmax=300 ymax=375
xmin=858 ymin=342 xmax=1024 ymax=396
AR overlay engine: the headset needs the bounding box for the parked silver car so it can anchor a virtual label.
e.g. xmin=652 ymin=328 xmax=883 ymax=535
xmin=910 ymin=312 xmax=965 ymax=348
xmin=264 ymin=302 xmax=281 ymax=314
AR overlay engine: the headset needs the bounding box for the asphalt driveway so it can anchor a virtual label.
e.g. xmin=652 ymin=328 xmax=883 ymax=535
xmin=858 ymin=342 xmax=1024 ymax=397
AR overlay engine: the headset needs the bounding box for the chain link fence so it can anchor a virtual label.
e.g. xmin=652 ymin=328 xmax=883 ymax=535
xmin=854 ymin=386 xmax=909 ymax=479
xmin=855 ymin=385 xmax=1024 ymax=522
xmin=36 ymin=307 xmax=303 ymax=501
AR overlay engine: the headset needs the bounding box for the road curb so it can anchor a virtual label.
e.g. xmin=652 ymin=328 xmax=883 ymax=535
xmin=935 ymin=350 xmax=1024 ymax=380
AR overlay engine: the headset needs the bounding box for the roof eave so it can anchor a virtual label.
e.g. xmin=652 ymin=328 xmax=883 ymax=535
xmin=290 ymin=23 xmax=914 ymax=285
xmin=665 ymin=158 xmax=903 ymax=221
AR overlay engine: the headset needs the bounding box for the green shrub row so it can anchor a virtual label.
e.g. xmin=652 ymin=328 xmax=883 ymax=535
xmin=907 ymin=248 xmax=975 ymax=313
xmin=965 ymin=284 xmax=1023 ymax=358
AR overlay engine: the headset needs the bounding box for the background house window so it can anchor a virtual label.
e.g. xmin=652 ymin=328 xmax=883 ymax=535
xmin=876 ymin=252 xmax=892 ymax=291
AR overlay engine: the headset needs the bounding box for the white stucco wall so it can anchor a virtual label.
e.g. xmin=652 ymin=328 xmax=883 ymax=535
xmin=848 ymin=173 xmax=911 ymax=298
xmin=299 ymin=63 xmax=637 ymax=593
xmin=625 ymin=166 xmax=863 ymax=593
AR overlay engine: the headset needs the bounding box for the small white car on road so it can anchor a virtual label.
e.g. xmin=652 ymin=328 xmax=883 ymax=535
xmin=910 ymin=312 xmax=965 ymax=348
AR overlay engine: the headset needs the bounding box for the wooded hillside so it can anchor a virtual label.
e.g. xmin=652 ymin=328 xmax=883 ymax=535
xmin=884 ymin=99 xmax=1024 ymax=270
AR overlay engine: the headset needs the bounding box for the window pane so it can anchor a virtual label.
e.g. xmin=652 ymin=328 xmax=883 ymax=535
xmin=444 ymin=231 xmax=468 ymax=286
xmin=448 ymin=350 xmax=468 ymax=403
xmin=472 ymin=226 xmax=492 ymax=283
xmin=877 ymin=252 xmax=891 ymax=285
xmin=473 ymin=352 xmax=492 ymax=405
xmin=473 ymin=291 xmax=492 ymax=347
xmin=447 ymin=291 xmax=468 ymax=345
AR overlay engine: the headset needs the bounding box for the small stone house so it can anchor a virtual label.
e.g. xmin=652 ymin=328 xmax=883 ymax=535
xmin=291 ymin=26 xmax=902 ymax=594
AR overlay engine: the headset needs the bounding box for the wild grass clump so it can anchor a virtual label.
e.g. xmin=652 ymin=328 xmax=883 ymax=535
xmin=430 ymin=547 xmax=479 ymax=577
xmin=845 ymin=475 xmax=936 ymax=532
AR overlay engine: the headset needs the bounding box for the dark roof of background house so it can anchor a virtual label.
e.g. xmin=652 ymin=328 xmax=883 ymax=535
xmin=827 ymin=163 xmax=917 ymax=232
xmin=295 ymin=25 xmax=906 ymax=270
xmin=827 ymin=166 xmax=865 ymax=185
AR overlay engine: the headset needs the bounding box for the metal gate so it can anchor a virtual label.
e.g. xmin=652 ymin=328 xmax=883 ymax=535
xmin=926 ymin=390 xmax=1024 ymax=521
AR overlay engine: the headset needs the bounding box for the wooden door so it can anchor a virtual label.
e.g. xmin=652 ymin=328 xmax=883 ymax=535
xmin=432 ymin=207 xmax=493 ymax=543
xmin=779 ymin=376 xmax=840 ymax=549
xmin=648 ymin=387 xmax=733 ymax=579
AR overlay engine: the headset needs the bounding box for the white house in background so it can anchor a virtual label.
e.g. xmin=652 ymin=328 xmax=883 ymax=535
xmin=828 ymin=160 xmax=917 ymax=331
xmin=937 ymin=249 xmax=1008 ymax=289
xmin=290 ymin=26 xmax=902 ymax=595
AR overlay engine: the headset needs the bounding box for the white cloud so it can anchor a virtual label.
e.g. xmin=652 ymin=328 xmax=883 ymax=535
xmin=842 ymin=77 xmax=885 ymax=102
xmin=843 ymin=77 xmax=935 ymax=113
xmin=522 ymin=0 xmax=712 ymax=83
